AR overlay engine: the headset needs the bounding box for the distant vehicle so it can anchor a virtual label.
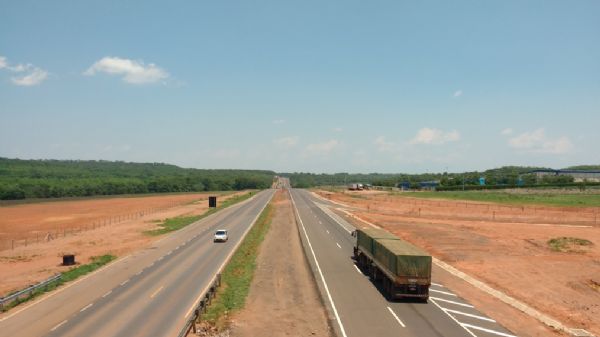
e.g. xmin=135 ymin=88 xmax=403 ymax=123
xmin=213 ymin=229 xmax=228 ymax=242
xmin=348 ymin=183 xmax=364 ymax=191
xmin=353 ymin=227 xmax=431 ymax=301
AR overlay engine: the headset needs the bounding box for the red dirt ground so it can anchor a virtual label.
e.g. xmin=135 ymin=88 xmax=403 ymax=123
xmin=316 ymin=189 xmax=600 ymax=337
xmin=0 ymin=192 xmax=243 ymax=297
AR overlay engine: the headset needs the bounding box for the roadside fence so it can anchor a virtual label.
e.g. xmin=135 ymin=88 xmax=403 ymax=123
xmin=178 ymin=274 xmax=222 ymax=337
xmin=0 ymin=202 xmax=183 ymax=251
xmin=0 ymin=274 xmax=61 ymax=311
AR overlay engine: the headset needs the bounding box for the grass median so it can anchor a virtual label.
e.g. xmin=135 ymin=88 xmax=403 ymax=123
xmin=145 ymin=191 xmax=256 ymax=236
xmin=1 ymin=254 xmax=116 ymax=312
xmin=202 ymin=200 xmax=274 ymax=330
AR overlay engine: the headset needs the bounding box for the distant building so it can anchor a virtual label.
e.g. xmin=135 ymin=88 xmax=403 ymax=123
xmin=530 ymin=169 xmax=600 ymax=182
xmin=419 ymin=181 xmax=439 ymax=190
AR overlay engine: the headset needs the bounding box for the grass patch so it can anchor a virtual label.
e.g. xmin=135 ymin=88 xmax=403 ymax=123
xmin=399 ymin=190 xmax=600 ymax=207
xmin=202 ymin=202 xmax=274 ymax=329
xmin=1 ymin=254 xmax=116 ymax=312
xmin=547 ymin=237 xmax=593 ymax=252
xmin=145 ymin=191 xmax=256 ymax=236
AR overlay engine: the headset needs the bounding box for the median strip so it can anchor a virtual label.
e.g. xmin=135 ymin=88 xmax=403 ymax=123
xmin=200 ymin=199 xmax=274 ymax=330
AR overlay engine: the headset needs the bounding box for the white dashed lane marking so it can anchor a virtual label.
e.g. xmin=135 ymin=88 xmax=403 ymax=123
xmin=102 ymin=290 xmax=112 ymax=298
xmin=80 ymin=303 xmax=93 ymax=312
xmin=50 ymin=320 xmax=67 ymax=332
xmin=120 ymin=279 xmax=129 ymax=286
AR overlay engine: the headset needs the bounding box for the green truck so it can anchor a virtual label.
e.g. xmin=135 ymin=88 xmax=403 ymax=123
xmin=353 ymin=227 xmax=432 ymax=301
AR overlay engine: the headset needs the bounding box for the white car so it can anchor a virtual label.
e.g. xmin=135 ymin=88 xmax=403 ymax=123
xmin=213 ymin=229 xmax=228 ymax=242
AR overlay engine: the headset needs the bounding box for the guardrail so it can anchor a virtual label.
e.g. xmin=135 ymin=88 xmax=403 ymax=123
xmin=0 ymin=274 xmax=61 ymax=311
xmin=177 ymin=273 xmax=222 ymax=337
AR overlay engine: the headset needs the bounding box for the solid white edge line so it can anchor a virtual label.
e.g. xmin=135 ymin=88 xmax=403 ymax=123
xmin=431 ymin=282 xmax=444 ymax=287
xmin=461 ymin=323 xmax=517 ymax=337
xmin=430 ymin=296 xmax=474 ymax=308
xmin=314 ymin=204 xmax=353 ymax=234
xmin=443 ymin=308 xmax=496 ymax=323
xmin=80 ymin=303 xmax=93 ymax=312
xmin=50 ymin=320 xmax=67 ymax=332
xmin=430 ymin=289 xmax=457 ymax=296
xmin=430 ymin=298 xmax=477 ymax=337
xmin=184 ymin=191 xmax=274 ymax=319
xmin=290 ymin=190 xmax=348 ymax=337
xmin=387 ymin=306 xmax=406 ymax=328
xmin=353 ymin=264 xmax=362 ymax=274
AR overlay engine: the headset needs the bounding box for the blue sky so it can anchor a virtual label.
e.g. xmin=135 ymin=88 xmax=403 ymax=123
xmin=1 ymin=1 xmax=599 ymax=173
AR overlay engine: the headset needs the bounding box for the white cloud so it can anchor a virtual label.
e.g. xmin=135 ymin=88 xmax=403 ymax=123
xmin=272 ymin=119 xmax=285 ymax=124
xmin=374 ymin=136 xmax=395 ymax=152
xmin=11 ymin=67 xmax=48 ymax=86
xmin=0 ymin=56 xmax=48 ymax=86
xmin=508 ymin=128 xmax=573 ymax=154
xmin=305 ymin=139 xmax=340 ymax=155
xmin=410 ymin=128 xmax=460 ymax=145
xmin=333 ymin=127 xmax=343 ymax=132
xmin=501 ymin=128 xmax=513 ymax=136
xmin=273 ymin=136 xmax=299 ymax=148
xmin=453 ymin=90 xmax=463 ymax=97
xmin=84 ymin=56 xmax=169 ymax=84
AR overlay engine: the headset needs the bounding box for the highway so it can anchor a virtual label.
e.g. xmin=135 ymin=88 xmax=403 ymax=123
xmin=0 ymin=189 xmax=274 ymax=337
xmin=289 ymin=188 xmax=516 ymax=337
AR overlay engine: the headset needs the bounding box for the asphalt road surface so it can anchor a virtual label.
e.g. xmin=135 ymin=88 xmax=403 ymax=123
xmin=290 ymin=188 xmax=517 ymax=337
xmin=0 ymin=190 xmax=274 ymax=337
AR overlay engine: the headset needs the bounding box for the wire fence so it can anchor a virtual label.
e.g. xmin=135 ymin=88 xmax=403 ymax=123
xmin=0 ymin=202 xmax=184 ymax=251
xmin=363 ymin=197 xmax=600 ymax=226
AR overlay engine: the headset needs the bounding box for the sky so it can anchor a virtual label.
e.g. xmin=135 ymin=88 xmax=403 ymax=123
xmin=1 ymin=1 xmax=599 ymax=174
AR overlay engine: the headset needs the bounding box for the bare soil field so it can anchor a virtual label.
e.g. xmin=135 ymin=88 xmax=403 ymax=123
xmin=316 ymin=189 xmax=600 ymax=337
xmin=0 ymin=192 xmax=243 ymax=297
xmin=229 ymin=190 xmax=331 ymax=337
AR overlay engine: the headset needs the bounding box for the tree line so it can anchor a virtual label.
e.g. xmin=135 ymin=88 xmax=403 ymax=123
xmin=0 ymin=158 xmax=275 ymax=200
xmin=282 ymin=165 xmax=596 ymax=189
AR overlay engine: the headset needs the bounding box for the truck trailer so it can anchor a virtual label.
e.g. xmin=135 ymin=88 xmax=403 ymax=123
xmin=353 ymin=227 xmax=431 ymax=301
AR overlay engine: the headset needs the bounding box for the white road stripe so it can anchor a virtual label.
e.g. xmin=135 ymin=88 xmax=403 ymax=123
xmin=158 ymin=256 xmax=164 ymax=261
xmin=387 ymin=307 xmax=406 ymax=328
xmin=50 ymin=320 xmax=67 ymax=332
xmin=430 ymin=296 xmax=474 ymax=308
xmin=166 ymin=250 xmax=172 ymax=255
xmin=444 ymin=308 xmax=496 ymax=322
xmin=120 ymin=279 xmax=129 ymax=286
xmin=429 ymin=298 xmax=477 ymax=337
xmin=430 ymin=289 xmax=457 ymax=296
xmin=431 ymin=282 xmax=444 ymax=287
xmin=336 ymin=243 xmax=341 ymax=249
xmin=326 ymin=230 xmax=330 ymax=234
xmin=462 ymin=323 xmax=517 ymax=337
xmin=102 ymin=290 xmax=112 ymax=298
xmin=353 ymin=265 xmax=362 ymax=274
xmin=150 ymin=286 xmax=164 ymax=299
xmin=290 ymin=192 xmax=348 ymax=337
xmin=80 ymin=303 xmax=93 ymax=312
